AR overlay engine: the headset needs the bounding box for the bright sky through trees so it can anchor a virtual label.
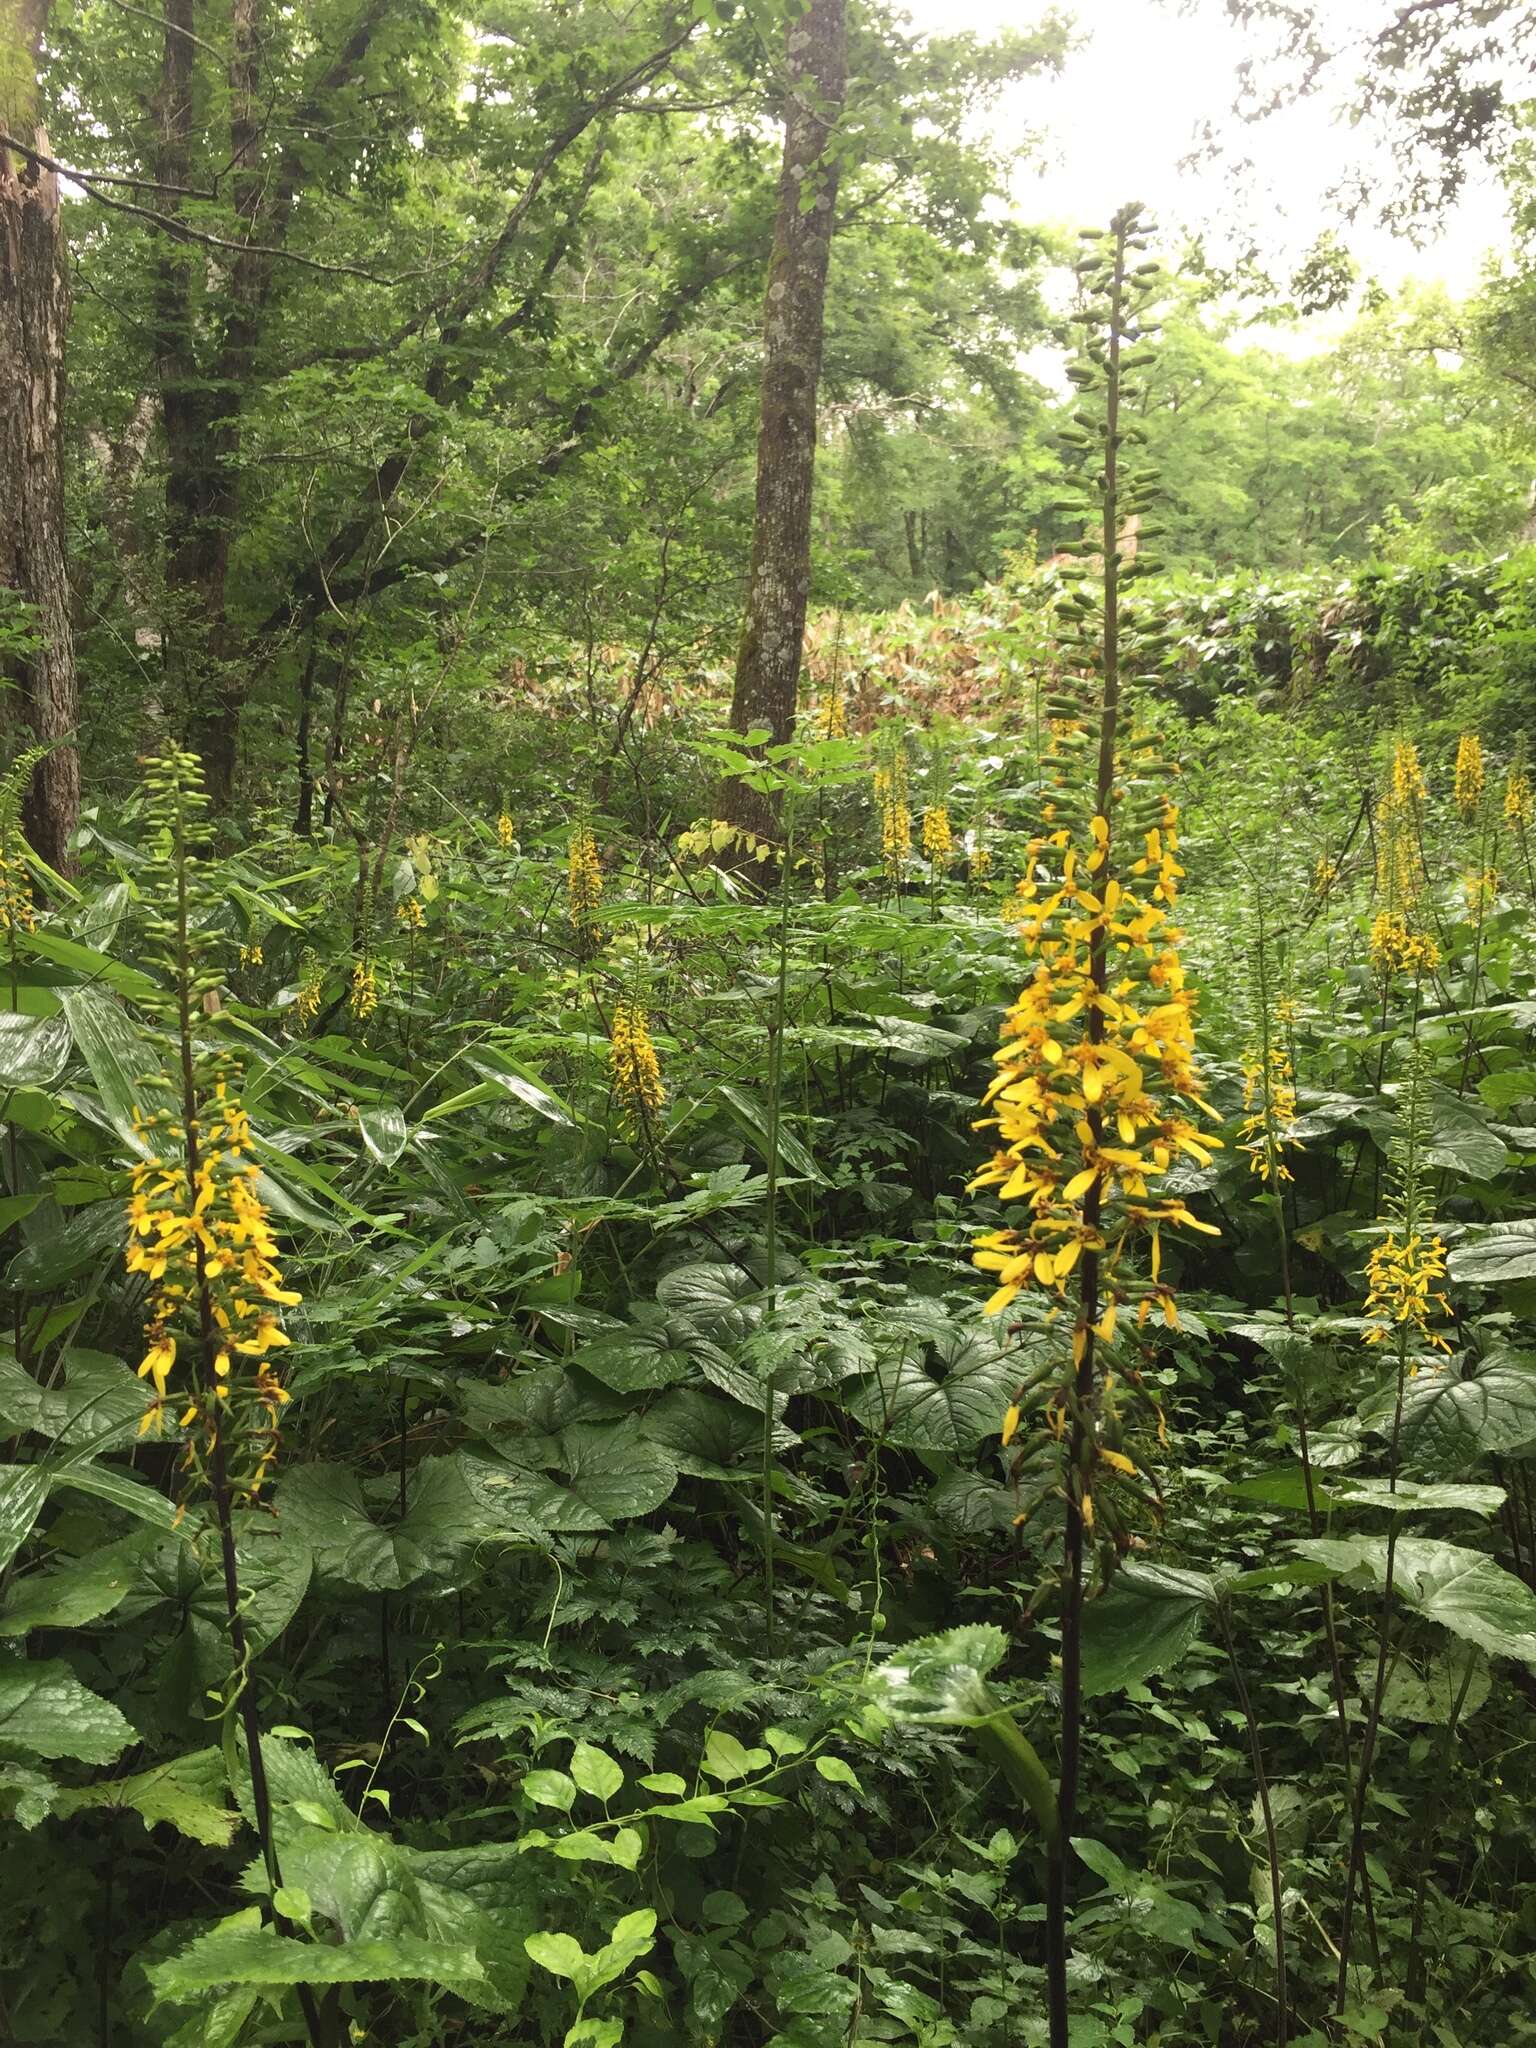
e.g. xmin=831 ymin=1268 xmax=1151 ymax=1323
xmin=901 ymin=0 xmax=1513 ymax=296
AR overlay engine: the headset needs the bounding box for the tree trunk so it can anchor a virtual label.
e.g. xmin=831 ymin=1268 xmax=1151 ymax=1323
xmin=0 ymin=0 xmax=81 ymax=873
xmin=719 ymin=0 xmax=846 ymax=845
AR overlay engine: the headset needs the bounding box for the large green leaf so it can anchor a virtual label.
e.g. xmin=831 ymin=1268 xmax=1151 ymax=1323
xmin=1361 ymin=1087 xmax=1508 ymax=1182
xmin=148 ymin=1923 xmax=492 ymax=2004
xmin=1228 ymin=1466 xmax=1504 ymax=1516
xmin=1293 ymin=1535 xmax=1536 ymax=1664
xmin=277 ymin=1459 xmax=496 ymax=1592
xmin=126 ymin=1518 xmax=312 ymax=1655
xmin=1080 ymin=1563 xmax=1214 ymax=1697
xmin=0 ymin=1348 xmax=151 ymax=1445
xmin=357 ymin=1104 xmax=408 ymax=1166
xmin=842 ymin=1334 xmax=1017 ymax=1456
xmin=464 ymin=1426 xmax=678 ymax=1532
xmin=0 ymin=1658 xmax=135 ymax=1762
xmin=639 ymin=1388 xmax=793 ymax=1479
xmin=0 ymin=1466 xmax=50 ymax=1574
xmin=1360 ymin=1350 xmax=1536 ymax=1465
xmin=1447 ymin=1223 xmax=1536 ymax=1286
xmin=872 ymin=1625 xmax=1008 ymax=1725
xmin=57 ymin=985 xmax=163 ymax=1156
xmin=0 ymin=1012 xmax=70 ymax=1087
xmin=574 ymin=1326 xmax=694 ymax=1394
xmin=655 ymin=1261 xmax=765 ymax=1344
xmin=0 ymin=1531 xmax=154 ymax=1633
xmin=55 ymin=1745 xmax=237 ymax=1845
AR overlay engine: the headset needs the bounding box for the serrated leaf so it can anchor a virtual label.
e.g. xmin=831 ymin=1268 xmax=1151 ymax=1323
xmin=465 ymin=1426 xmax=677 ymax=1533
xmin=0 ymin=1530 xmax=153 ymax=1632
xmin=0 ymin=1659 xmax=134 ymax=1763
xmin=1448 ymin=1223 xmax=1536 ymax=1285
xmin=1293 ymin=1535 xmax=1536 ymax=1663
xmin=55 ymin=1745 xmax=237 ymax=1845
xmin=1080 ymin=1563 xmax=1213 ymax=1697
xmin=148 ymin=1927 xmax=492 ymax=2002
xmin=1360 ymin=1351 xmax=1536 ymax=1466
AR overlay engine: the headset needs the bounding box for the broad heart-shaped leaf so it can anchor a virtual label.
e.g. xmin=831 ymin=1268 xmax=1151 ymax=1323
xmin=357 ymin=1104 xmax=408 ymax=1166
xmin=1374 ymin=1643 xmax=1491 ymax=1727
xmin=1080 ymin=1563 xmax=1214 ymax=1698
xmin=0 ymin=1012 xmax=70 ymax=1087
xmin=54 ymin=1744 xmax=237 ymax=1845
xmin=0 ymin=1658 xmax=135 ymax=1763
xmin=873 ymin=1625 xmax=1009 ymax=1726
xmin=125 ymin=1516 xmax=311 ymax=1656
xmin=277 ymin=1459 xmax=496 ymax=1593
xmin=1292 ymin=1535 xmax=1536 ymax=1664
xmin=147 ymin=1924 xmax=493 ymax=2005
xmin=637 ymin=1387 xmax=792 ymax=1479
xmin=263 ymin=1824 xmax=535 ymax=2010
xmin=655 ymin=1260 xmax=766 ymax=1345
xmin=842 ymin=1333 xmax=1019 ymax=1457
xmin=1360 ymin=1350 xmax=1536 ymax=1467
xmin=1362 ymin=1086 xmax=1507 ymax=1183
xmin=0 ymin=1347 xmax=150 ymax=1445
xmin=1448 ymin=1223 xmax=1536 ymax=1286
xmin=526 ymin=1910 xmax=656 ymax=2005
xmin=465 ymin=1426 xmax=677 ymax=1533
xmin=574 ymin=1326 xmax=694 ymax=1394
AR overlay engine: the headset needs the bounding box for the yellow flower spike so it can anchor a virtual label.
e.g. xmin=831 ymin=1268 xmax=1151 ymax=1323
xmin=1098 ymin=1448 xmax=1137 ymax=1477
xmin=1454 ymin=733 xmax=1485 ymax=816
xmin=496 ymin=812 xmax=515 ymax=849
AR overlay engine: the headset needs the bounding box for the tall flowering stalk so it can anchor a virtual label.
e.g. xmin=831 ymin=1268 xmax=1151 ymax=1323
xmin=127 ymin=749 xmax=321 ymax=2045
xmin=609 ymin=999 xmax=665 ymax=1146
xmin=969 ymin=208 xmax=1219 ymax=2048
xmin=568 ymin=824 xmax=603 ymax=951
xmin=1453 ymin=731 xmax=1485 ymax=818
xmin=1337 ymin=1045 xmax=1442 ymax=2010
xmin=873 ymin=743 xmax=911 ymax=884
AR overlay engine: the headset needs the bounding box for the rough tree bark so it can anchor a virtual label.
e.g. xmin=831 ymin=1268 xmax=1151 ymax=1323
xmin=0 ymin=0 xmax=81 ymax=871
xmin=719 ymin=0 xmax=846 ymax=846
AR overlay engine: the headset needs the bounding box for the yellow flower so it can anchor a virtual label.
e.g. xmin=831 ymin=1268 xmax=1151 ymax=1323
xmin=822 ymin=694 xmax=847 ymax=739
xmin=569 ymin=827 xmax=603 ymax=932
xmin=238 ymin=943 xmax=263 ymax=968
xmin=1454 ymin=732 xmax=1485 ymax=816
xmin=1369 ymin=911 xmax=1439 ymax=980
xmin=0 ymin=852 xmax=36 ymax=934
xmin=610 ymin=1000 xmax=665 ymax=1136
xmin=1462 ymin=868 xmax=1498 ymax=914
xmin=396 ymin=896 xmax=426 ymax=930
xmin=1237 ymin=1043 xmax=1301 ymax=1184
xmin=971 ymin=799 xmax=1220 ymax=1324
xmin=1391 ymin=738 xmax=1426 ymax=808
xmin=971 ymin=842 xmax=993 ymax=881
xmin=350 ymin=958 xmax=378 ymax=1018
xmin=125 ymin=1083 xmax=300 ymax=1493
xmin=294 ymin=954 xmax=323 ymax=1028
xmin=1506 ymin=764 xmax=1534 ymax=830
xmin=1311 ymin=854 xmax=1338 ymax=900
xmin=497 ymin=812 xmax=515 ymax=849
xmin=922 ymin=806 xmax=953 ymax=869
xmin=1363 ymin=1231 xmax=1451 ymax=1351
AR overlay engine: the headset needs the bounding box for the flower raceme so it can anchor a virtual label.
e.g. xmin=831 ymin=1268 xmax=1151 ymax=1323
xmin=569 ymin=826 xmax=603 ymax=932
xmin=1238 ymin=1043 xmax=1300 ymax=1183
xmin=497 ymin=811 xmax=515 ymax=849
xmin=1363 ymin=1230 xmax=1451 ymax=1354
xmin=971 ymin=802 xmax=1220 ymax=1330
xmin=126 ymin=1081 xmax=297 ymax=1495
xmin=609 ymin=1000 xmax=665 ymax=1136
xmin=1454 ymin=732 xmax=1485 ymax=817
xmin=1369 ymin=910 xmax=1440 ymax=981
xmin=922 ymin=805 xmax=953 ymax=869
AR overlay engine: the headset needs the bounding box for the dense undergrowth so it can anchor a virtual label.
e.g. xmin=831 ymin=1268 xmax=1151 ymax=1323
xmin=9 ymin=274 xmax=1536 ymax=2046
